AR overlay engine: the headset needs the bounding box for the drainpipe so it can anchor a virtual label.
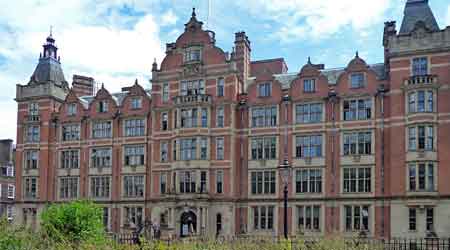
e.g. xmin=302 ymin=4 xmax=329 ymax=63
xmin=238 ymin=96 xmax=247 ymax=234
xmin=327 ymin=88 xmax=338 ymax=232
xmin=376 ymin=84 xmax=388 ymax=238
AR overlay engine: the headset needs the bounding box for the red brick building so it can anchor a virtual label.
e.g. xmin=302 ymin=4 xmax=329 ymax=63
xmin=0 ymin=139 xmax=15 ymax=222
xmin=14 ymin=0 xmax=450 ymax=238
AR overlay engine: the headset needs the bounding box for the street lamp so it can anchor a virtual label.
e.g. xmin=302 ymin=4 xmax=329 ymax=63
xmin=279 ymin=159 xmax=291 ymax=239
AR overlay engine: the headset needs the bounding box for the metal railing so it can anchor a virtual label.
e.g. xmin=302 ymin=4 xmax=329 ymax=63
xmin=112 ymin=233 xmax=450 ymax=250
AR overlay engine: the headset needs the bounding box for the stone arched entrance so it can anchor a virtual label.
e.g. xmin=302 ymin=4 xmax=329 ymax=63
xmin=180 ymin=211 xmax=197 ymax=237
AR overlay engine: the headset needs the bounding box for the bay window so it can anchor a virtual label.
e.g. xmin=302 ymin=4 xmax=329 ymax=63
xmin=408 ymin=162 xmax=435 ymax=192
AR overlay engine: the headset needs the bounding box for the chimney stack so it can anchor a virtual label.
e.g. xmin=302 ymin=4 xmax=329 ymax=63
xmin=72 ymin=75 xmax=94 ymax=97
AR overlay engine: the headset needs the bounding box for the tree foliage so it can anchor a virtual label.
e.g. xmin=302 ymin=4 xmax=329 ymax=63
xmin=40 ymin=200 xmax=106 ymax=245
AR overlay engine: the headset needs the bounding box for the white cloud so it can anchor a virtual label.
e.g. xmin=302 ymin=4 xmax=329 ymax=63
xmin=236 ymin=0 xmax=392 ymax=42
xmin=161 ymin=10 xmax=178 ymax=26
xmin=0 ymin=0 xmax=166 ymax=141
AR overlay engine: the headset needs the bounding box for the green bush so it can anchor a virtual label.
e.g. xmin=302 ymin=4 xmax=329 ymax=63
xmin=40 ymin=200 xmax=106 ymax=246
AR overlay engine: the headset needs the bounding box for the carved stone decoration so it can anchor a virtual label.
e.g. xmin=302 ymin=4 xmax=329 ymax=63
xmin=183 ymin=63 xmax=203 ymax=77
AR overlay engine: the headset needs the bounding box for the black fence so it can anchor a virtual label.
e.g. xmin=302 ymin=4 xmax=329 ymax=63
xmin=112 ymin=234 xmax=450 ymax=250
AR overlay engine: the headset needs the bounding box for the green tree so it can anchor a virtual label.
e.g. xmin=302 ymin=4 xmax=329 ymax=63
xmin=40 ymin=200 xmax=106 ymax=246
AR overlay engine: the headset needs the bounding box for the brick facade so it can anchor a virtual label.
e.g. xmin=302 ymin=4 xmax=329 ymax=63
xmin=14 ymin=1 xmax=450 ymax=238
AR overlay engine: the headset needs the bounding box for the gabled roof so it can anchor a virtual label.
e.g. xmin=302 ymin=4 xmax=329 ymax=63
xmin=399 ymin=0 xmax=439 ymax=34
xmin=78 ymin=89 xmax=151 ymax=108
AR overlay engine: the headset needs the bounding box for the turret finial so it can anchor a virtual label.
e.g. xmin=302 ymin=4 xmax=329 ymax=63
xmin=307 ymin=56 xmax=311 ymax=64
xmin=152 ymin=58 xmax=158 ymax=72
xmin=192 ymin=7 xmax=196 ymax=17
xmin=135 ymin=78 xmax=138 ymax=85
xmin=356 ymin=51 xmax=359 ymax=58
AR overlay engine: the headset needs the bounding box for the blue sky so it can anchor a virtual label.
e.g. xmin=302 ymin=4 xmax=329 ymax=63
xmin=0 ymin=0 xmax=449 ymax=141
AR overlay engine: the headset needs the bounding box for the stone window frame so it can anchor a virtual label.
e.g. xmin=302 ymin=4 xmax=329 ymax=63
xmin=258 ymin=82 xmax=272 ymax=97
xmin=409 ymin=207 xmax=417 ymax=231
xmin=250 ymin=105 xmax=278 ymax=128
xmin=91 ymin=120 xmax=113 ymax=139
xmin=342 ymin=97 xmax=373 ymax=121
xmin=406 ymin=124 xmax=435 ymax=152
xmin=294 ymin=102 xmax=324 ymax=124
xmin=96 ymin=100 xmax=109 ymax=113
xmin=25 ymin=125 xmax=40 ymax=143
xmin=59 ymin=149 xmax=80 ymax=169
xmin=23 ymin=177 xmax=38 ymax=199
xmin=183 ymin=46 xmax=202 ymax=63
xmin=90 ymin=147 xmax=112 ymax=168
xmin=179 ymin=79 xmax=205 ymax=96
xmin=217 ymin=77 xmax=225 ymax=97
xmin=251 ymin=205 xmax=275 ymax=231
xmin=130 ymin=97 xmax=142 ymax=110
xmin=122 ymin=206 xmax=144 ymax=229
xmin=296 ymin=204 xmax=322 ymax=232
xmin=180 ymin=107 xmax=198 ymax=128
xmin=161 ymin=112 xmax=169 ymax=131
xmin=411 ymin=56 xmax=429 ymax=76
xmin=349 ymin=72 xmax=366 ymax=89
xmin=249 ymin=135 xmax=279 ymax=161
xmin=67 ymin=103 xmax=77 ymax=116
xmin=342 ymin=130 xmax=373 ymax=156
xmin=24 ymin=150 xmax=39 ymax=170
xmin=123 ymin=144 xmax=145 ymax=166
xmin=303 ymin=78 xmax=316 ymax=93
xmin=216 ymin=170 xmax=223 ymax=194
xmin=406 ymin=89 xmax=435 ymax=114
xmin=342 ymin=204 xmax=371 ymax=233
xmin=294 ymin=168 xmax=323 ymax=194
xmin=216 ymin=137 xmax=224 ymax=160
xmin=123 ymin=118 xmax=145 ymax=137
xmin=28 ymin=102 xmax=39 ymax=116
xmin=122 ymin=175 xmax=145 ymax=198
xmin=250 ymin=170 xmax=276 ymax=195
xmin=294 ymin=134 xmax=323 ymax=158
xmin=160 ymin=141 xmax=169 ymax=162
xmin=89 ymin=175 xmax=111 ymax=199
xmin=61 ymin=123 xmax=81 ymax=141
xmin=407 ymin=161 xmax=437 ymax=192
xmin=216 ymin=106 xmax=225 ymax=128
xmin=341 ymin=166 xmax=372 ymax=193
xmin=58 ymin=176 xmax=79 ymax=200
xmin=7 ymin=184 xmax=15 ymax=199
xmin=160 ymin=172 xmax=167 ymax=194
xmin=162 ymin=83 xmax=170 ymax=102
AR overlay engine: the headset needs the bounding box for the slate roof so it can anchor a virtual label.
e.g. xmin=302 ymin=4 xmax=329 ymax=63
xmin=399 ymin=0 xmax=439 ymax=34
xmin=78 ymin=89 xmax=151 ymax=108
xmin=272 ymin=63 xmax=386 ymax=90
xmin=28 ymin=57 xmax=67 ymax=86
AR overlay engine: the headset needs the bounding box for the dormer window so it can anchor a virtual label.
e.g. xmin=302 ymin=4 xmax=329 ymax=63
xmin=67 ymin=103 xmax=77 ymax=116
xmin=412 ymin=57 xmax=428 ymax=76
xmin=303 ymin=79 xmax=315 ymax=93
xmin=131 ymin=97 xmax=142 ymax=109
xmin=258 ymin=83 xmax=271 ymax=97
xmin=184 ymin=48 xmax=201 ymax=62
xmin=97 ymin=101 xmax=108 ymax=113
xmin=350 ymin=73 xmax=365 ymax=89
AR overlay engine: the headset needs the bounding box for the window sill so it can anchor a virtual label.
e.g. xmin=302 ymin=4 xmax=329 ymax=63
xmin=295 ymin=121 xmax=323 ymax=125
xmin=406 ymin=191 xmax=438 ymax=196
